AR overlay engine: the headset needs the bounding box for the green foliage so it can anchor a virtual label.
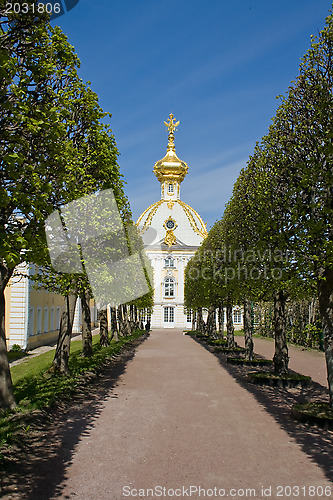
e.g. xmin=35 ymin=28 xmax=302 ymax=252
xmin=0 ymin=5 xmax=137 ymax=407
xmin=9 ymin=344 xmax=21 ymax=352
xmin=292 ymin=402 xmax=333 ymax=426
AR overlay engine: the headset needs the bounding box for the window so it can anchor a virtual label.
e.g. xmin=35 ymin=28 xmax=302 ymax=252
xmin=50 ymin=307 xmax=55 ymax=332
xmin=168 ymin=183 xmax=174 ymax=193
xmin=56 ymin=307 xmax=60 ymax=329
xmin=140 ymin=309 xmax=151 ymax=323
xmin=164 ymin=256 xmax=175 ymax=268
xmin=28 ymin=308 xmax=34 ymax=336
xmin=164 ymin=277 xmax=175 ymax=297
xmin=186 ymin=309 xmax=192 ymax=322
xmin=44 ymin=307 xmax=49 ymax=333
xmin=164 ymin=307 xmax=174 ymax=323
xmin=165 ymin=219 xmax=175 ymax=230
xmin=37 ymin=308 xmax=42 ymax=334
xmin=233 ymin=309 xmax=242 ymax=324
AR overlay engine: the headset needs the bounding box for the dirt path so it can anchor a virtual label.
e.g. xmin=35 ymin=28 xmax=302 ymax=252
xmin=16 ymin=329 xmax=330 ymax=500
xmin=237 ymin=335 xmax=328 ymax=387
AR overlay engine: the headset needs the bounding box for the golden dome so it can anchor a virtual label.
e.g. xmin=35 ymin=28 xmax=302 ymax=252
xmin=153 ymin=113 xmax=188 ymax=183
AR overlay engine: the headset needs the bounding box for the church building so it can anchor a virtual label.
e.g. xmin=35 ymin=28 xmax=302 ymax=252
xmin=136 ymin=114 xmax=208 ymax=328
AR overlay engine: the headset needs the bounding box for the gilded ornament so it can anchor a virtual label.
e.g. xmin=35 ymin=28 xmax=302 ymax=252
xmin=163 ymin=217 xmax=177 ymax=231
xmin=164 ymin=113 xmax=180 ymax=135
xmin=153 ymin=114 xmax=188 ymax=184
xmin=164 ymin=230 xmax=176 ymax=247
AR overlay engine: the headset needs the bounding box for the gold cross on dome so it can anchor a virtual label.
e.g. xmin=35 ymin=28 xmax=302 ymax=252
xmin=164 ymin=113 xmax=180 ymax=134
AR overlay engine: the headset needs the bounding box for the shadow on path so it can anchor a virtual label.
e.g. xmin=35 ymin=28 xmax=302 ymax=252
xmin=1 ymin=336 xmax=147 ymax=500
xmin=192 ymin=337 xmax=333 ymax=484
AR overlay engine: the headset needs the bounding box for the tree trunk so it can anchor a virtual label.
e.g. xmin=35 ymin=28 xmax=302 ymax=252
xmin=0 ymin=266 xmax=16 ymax=410
xmin=218 ymin=301 xmax=224 ymax=339
xmin=129 ymin=304 xmax=134 ymax=332
xmin=117 ymin=305 xmax=124 ymax=336
xmin=138 ymin=309 xmax=144 ymax=330
xmin=206 ymin=305 xmax=217 ymax=338
xmin=191 ymin=309 xmax=196 ymax=332
xmin=110 ymin=306 xmax=119 ymax=341
xmin=273 ymin=290 xmax=289 ymax=375
xmin=134 ymin=305 xmax=139 ymax=330
xmin=81 ymin=288 xmax=93 ymax=357
xmin=122 ymin=304 xmax=131 ymax=336
xmin=197 ymin=307 xmax=205 ymax=334
xmin=243 ymin=298 xmax=254 ymax=361
xmin=226 ymin=299 xmax=235 ymax=348
xmin=51 ymin=293 xmax=77 ymax=375
xmin=99 ymin=308 xmax=109 ymax=347
xmin=317 ymin=267 xmax=333 ymax=409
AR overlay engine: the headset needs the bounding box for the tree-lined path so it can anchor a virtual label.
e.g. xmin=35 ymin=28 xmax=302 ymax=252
xmin=17 ymin=329 xmax=332 ymax=500
xmin=237 ymin=336 xmax=328 ymax=388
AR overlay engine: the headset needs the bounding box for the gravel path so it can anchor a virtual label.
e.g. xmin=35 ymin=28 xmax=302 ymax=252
xmin=237 ymin=335 xmax=328 ymax=387
xmin=33 ymin=329 xmax=332 ymax=500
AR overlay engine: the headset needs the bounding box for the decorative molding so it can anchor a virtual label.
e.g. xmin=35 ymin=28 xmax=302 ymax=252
xmin=177 ymin=200 xmax=208 ymax=238
xmin=136 ymin=199 xmax=164 ymax=233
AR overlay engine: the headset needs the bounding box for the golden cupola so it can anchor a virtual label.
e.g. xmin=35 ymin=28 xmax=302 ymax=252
xmin=153 ymin=113 xmax=188 ymax=186
xmin=136 ymin=113 xmax=208 ymax=246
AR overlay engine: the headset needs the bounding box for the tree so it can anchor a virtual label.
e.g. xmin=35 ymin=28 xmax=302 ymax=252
xmin=261 ymin=8 xmax=333 ymax=405
xmin=37 ymin=79 xmax=134 ymax=373
xmin=0 ymin=5 xmax=83 ymax=409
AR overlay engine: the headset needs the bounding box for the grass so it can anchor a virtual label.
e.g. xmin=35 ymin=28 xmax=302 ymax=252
xmin=247 ymin=370 xmax=311 ymax=388
xmin=226 ymin=357 xmax=273 ymax=366
xmin=8 ymin=351 xmax=29 ymax=363
xmin=213 ymin=346 xmax=245 ymax=353
xmin=207 ymin=339 xmax=228 ymax=346
xmin=1 ymin=330 xmax=144 ymax=449
xmin=291 ymin=401 xmax=333 ymax=428
xmin=248 ymin=370 xmax=311 ymax=381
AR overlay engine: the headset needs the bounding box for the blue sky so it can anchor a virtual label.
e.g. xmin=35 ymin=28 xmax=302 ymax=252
xmin=53 ymin=0 xmax=333 ymax=230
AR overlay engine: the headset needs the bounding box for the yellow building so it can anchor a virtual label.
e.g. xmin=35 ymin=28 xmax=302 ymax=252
xmin=5 ymin=263 xmax=98 ymax=351
xmin=5 ymin=263 xmax=64 ymax=350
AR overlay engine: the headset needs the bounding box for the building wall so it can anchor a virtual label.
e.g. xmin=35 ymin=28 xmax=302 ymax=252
xmin=146 ymin=249 xmax=244 ymax=330
xmin=27 ymin=265 xmax=65 ymax=350
xmin=6 ymin=263 xmax=29 ymax=349
xmin=5 ymin=264 xmax=99 ymax=352
xmin=5 ymin=263 xmax=64 ymax=350
xmin=147 ymin=248 xmax=198 ymax=328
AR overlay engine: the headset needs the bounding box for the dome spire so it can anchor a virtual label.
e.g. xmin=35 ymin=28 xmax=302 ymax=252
xmin=164 ymin=113 xmax=180 ymax=153
xmin=153 ymin=113 xmax=188 ymax=188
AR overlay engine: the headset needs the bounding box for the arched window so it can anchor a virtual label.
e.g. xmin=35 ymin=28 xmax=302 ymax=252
xmin=164 ymin=277 xmax=175 ymax=297
xmin=164 ymin=256 xmax=175 ymax=268
xmin=168 ymin=183 xmax=174 ymax=193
